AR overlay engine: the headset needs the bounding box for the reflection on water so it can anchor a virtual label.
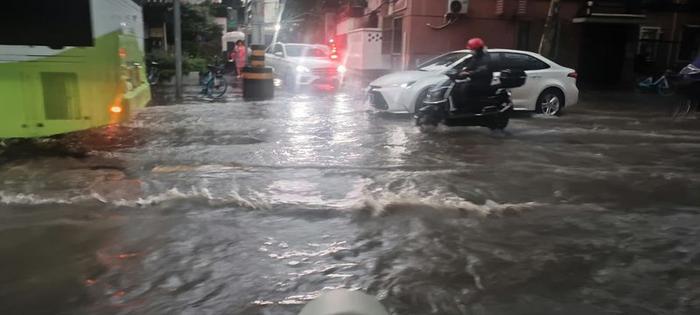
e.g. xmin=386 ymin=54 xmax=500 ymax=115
xmin=1 ymin=90 xmax=700 ymax=314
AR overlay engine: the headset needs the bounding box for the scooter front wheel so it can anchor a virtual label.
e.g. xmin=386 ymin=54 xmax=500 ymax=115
xmin=657 ymin=84 xmax=674 ymax=96
xmin=415 ymin=117 xmax=436 ymax=133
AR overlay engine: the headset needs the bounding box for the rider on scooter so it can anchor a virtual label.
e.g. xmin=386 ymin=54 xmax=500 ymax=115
xmin=455 ymin=38 xmax=494 ymax=110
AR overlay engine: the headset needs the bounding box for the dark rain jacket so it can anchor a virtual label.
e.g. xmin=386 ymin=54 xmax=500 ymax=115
xmin=459 ymin=50 xmax=493 ymax=88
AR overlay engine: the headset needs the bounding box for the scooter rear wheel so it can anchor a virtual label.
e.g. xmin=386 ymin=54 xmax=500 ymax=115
xmin=488 ymin=111 xmax=510 ymax=130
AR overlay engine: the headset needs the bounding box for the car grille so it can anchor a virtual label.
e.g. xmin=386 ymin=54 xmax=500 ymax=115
xmin=368 ymin=89 xmax=388 ymax=110
xmin=311 ymin=67 xmax=337 ymax=76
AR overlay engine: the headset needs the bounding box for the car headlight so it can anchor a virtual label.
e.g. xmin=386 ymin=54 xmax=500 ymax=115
xmin=337 ymin=65 xmax=347 ymax=74
xmin=400 ymin=81 xmax=416 ymax=89
xmin=296 ymin=65 xmax=310 ymax=73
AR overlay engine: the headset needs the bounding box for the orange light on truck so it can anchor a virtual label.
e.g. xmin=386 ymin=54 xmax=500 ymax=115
xmin=111 ymin=94 xmax=124 ymax=114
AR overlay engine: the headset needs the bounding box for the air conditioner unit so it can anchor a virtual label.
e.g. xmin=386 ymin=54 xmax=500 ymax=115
xmin=448 ymin=0 xmax=469 ymax=14
xmin=388 ymin=0 xmax=407 ymax=15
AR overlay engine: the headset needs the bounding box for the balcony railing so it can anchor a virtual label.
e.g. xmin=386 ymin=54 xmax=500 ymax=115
xmin=577 ymin=0 xmax=644 ymax=17
xmin=338 ymin=0 xmax=368 ymax=17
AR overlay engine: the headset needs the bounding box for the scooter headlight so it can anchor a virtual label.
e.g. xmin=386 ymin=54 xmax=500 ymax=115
xmin=425 ymin=87 xmax=448 ymax=102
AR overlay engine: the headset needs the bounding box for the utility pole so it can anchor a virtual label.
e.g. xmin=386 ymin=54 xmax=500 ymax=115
xmin=271 ymin=0 xmax=286 ymax=45
xmin=174 ymin=0 xmax=183 ymax=100
xmin=538 ymin=0 xmax=560 ymax=58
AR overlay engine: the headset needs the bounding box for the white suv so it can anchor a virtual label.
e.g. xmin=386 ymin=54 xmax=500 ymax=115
xmin=265 ymin=43 xmax=346 ymax=90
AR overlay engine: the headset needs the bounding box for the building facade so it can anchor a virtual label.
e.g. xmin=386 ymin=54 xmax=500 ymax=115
xmin=330 ymin=0 xmax=700 ymax=87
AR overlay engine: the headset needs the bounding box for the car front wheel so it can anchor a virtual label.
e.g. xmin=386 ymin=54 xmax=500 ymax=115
xmin=536 ymin=89 xmax=564 ymax=116
xmin=414 ymin=88 xmax=431 ymax=113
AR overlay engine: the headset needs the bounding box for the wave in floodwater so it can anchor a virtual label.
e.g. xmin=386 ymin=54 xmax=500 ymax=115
xmin=0 ymin=184 xmax=541 ymax=218
xmin=0 ymin=187 xmax=269 ymax=209
xmin=354 ymin=189 xmax=541 ymax=217
xmin=0 ymin=191 xmax=94 ymax=206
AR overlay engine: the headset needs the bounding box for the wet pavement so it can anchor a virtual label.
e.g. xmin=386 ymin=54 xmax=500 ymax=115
xmin=1 ymin=85 xmax=700 ymax=315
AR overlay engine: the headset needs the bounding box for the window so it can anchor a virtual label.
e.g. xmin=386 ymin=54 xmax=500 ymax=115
xmin=382 ymin=17 xmax=393 ymax=54
xmin=304 ymin=48 xmax=329 ymax=58
xmin=678 ymin=25 xmax=700 ymax=62
xmin=392 ymin=18 xmax=403 ymax=54
xmin=499 ymin=53 xmax=550 ymax=71
xmin=0 ymin=0 xmax=93 ymax=47
xmin=284 ymin=45 xmax=327 ymax=58
xmin=452 ymin=53 xmax=502 ymax=71
xmin=638 ymin=26 xmax=662 ymax=62
xmin=41 ymin=73 xmax=81 ymax=120
xmin=379 ymin=16 xmax=406 ymax=55
xmin=418 ymin=52 xmax=470 ymax=71
xmin=487 ymin=53 xmax=502 ymax=70
xmin=272 ymin=44 xmax=284 ymax=56
xmin=285 ymin=45 xmax=304 ymax=57
xmin=517 ymin=21 xmax=531 ymax=51
xmin=452 ymin=56 xmax=472 ymax=71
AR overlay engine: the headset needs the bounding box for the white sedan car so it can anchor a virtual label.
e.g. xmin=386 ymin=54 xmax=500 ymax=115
xmin=266 ymin=43 xmax=346 ymax=90
xmin=367 ymin=49 xmax=578 ymax=116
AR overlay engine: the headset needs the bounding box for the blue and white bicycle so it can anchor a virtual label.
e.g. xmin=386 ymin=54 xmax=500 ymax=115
xmin=638 ymin=70 xmax=674 ymax=96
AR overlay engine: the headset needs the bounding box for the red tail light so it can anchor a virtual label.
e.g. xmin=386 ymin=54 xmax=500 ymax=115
xmin=567 ymin=71 xmax=578 ymax=79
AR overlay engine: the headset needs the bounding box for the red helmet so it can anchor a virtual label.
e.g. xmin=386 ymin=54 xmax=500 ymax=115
xmin=467 ymin=38 xmax=485 ymax=51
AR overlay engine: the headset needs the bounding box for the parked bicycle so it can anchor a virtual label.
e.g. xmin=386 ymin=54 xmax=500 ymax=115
xmin=638 ymin=70 xmax=674 ymax=96
xmin=147 ymin=61 xmax=160 ymax=86
xmin=199 ymin=63 xmax=228 ymax=99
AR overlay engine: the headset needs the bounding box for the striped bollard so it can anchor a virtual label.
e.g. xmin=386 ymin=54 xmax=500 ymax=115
xmin=242 ymin=44 xmax=274 ymax=100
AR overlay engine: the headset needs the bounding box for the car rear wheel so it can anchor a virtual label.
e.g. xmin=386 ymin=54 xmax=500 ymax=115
xmin=536 ymin=88 xmax=564 ymax=116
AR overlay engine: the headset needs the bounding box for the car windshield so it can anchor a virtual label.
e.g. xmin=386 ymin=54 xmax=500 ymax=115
xmin=285 ymin=45 xmax=329 ymax=58
xmin=418 ymin=52 xmax=470 ymax=71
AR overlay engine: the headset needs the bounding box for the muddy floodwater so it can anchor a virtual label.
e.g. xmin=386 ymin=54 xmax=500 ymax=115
xmin=1 ymin=89 xmax=699 ymax=315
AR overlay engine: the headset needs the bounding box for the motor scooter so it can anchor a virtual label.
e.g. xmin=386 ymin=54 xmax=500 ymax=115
xmin=415 ymin=69 xmax=527 ymax=131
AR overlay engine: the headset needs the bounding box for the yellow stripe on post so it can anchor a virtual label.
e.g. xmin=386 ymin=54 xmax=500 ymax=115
xmin=243 ymin=72 xmax=274 ymax=80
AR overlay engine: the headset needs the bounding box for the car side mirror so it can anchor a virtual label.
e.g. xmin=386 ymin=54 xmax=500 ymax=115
xmin=274 ymin=51 xmax=284 ymax=58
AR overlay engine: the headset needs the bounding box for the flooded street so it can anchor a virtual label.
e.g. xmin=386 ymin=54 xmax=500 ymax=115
xmin=1 ymin=88 xmax=700 ymax=315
